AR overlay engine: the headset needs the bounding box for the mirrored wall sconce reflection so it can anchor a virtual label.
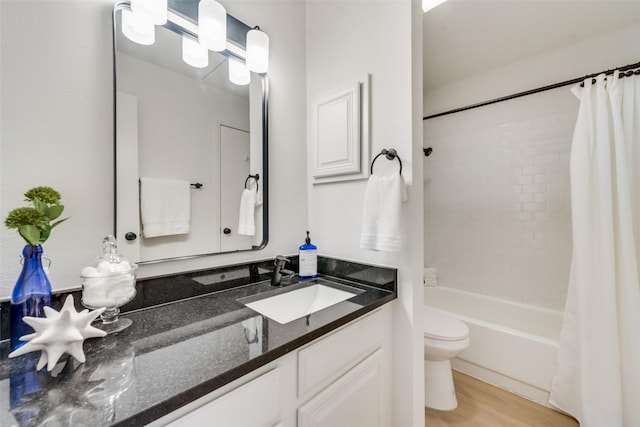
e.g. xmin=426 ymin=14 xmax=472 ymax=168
xmin=182 ymin=35 xmax=209 ymax=68
xmin=229 ymin=56 xmax=251 ymax=85
xmin=122 ymin=8 xmax=155 ymax=45
xmin=120 ymin=0 xmax=270 ymax=85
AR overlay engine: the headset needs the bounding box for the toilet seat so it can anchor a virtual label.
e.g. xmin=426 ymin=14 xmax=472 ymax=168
xmin=424 ymin=309 xmax=469 ymax=341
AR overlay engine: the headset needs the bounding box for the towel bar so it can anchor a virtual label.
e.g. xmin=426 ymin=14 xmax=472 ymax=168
xmin=370 ymin=148 xmax=402 ymax=175
xmin=138 ymin=179 xmax=203 ymax=189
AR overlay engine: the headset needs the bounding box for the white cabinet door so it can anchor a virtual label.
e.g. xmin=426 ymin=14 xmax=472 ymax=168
xmin=298 ymin=308 xmax=384 ymax=398
xmin=298 ymin=349 xmax=384 ymax=427
xmin=168 ymin=368 xmax=281 ymax=427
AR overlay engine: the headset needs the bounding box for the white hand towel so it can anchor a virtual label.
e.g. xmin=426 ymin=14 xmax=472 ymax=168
xmin=360 ymin=172 xmax=407 ymax=252
xmin=238 ymin=189 xmax=257 ymax=236
xmin=140 ymin=177 xmax=191 ymax=238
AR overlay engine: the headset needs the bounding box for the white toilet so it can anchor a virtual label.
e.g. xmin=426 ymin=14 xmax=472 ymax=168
xmin=423 ymin=307 xmax=470 ymax=411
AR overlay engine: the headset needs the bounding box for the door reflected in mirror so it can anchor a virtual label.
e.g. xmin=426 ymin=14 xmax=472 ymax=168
xmin=113 ymin=3 xmax=268 ymax=264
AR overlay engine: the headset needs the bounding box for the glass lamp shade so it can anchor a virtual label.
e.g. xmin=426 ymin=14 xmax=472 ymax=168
xmin=122 ymin=9 xmax=155 ymax=46
xmin=182 ymin=36 xmax=209 ymax=68
xmin=246 ymin=28 xmax=269 ymax=73
xmin=228 ymin=57 xmax=250 ymax=86
xmin=198 ymin=0 xmax=227 ymax=52
xmin=131 ymin=0 xmax=167 ymax=25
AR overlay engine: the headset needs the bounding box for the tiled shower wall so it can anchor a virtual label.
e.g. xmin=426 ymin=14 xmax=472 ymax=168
xmin=424 ymin=88 xmax=577 ymax=310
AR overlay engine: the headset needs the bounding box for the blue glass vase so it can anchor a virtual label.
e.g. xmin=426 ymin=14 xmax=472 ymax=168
xmin=10 ymin=245 xmax=52 ymax=351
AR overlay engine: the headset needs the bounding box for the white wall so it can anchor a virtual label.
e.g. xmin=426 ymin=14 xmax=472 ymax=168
xmin=1 ymin=0 xmax=115 ymax=297
xmin=0 ymin=0 xmax=307 ymax=297
xmin=423 ymin=24 xmax=640 ymax=310
xmin=305 ymin=1 xmax=424 ymax=425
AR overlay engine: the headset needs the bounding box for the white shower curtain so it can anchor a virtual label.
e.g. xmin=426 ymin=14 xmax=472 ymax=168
xmin=550 ymin=72 xmax=640 ymax=426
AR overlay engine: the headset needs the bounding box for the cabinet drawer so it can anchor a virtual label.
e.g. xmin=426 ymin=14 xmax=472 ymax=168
xmin=298 ymin=309 xmax=384 ymax=398
xmin=167 ymin=368 xmax=281 ymax=427
xmin=298 ymin=349 xmax=383 ymax=427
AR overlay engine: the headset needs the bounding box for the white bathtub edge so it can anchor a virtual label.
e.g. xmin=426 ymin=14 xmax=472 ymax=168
xmin=452 ymin=358 xmax=554 ymax=409
xmin=425 ymin=306 xmax=559 ymax=346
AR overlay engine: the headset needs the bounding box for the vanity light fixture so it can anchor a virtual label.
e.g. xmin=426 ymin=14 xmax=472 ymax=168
xmin=131 ymin=0 xmax=167 ymax=25
xmin=122 ymin=8 xmax=155 ymax=46
xmin=246 ymin=26 xmax=269 ymax=73
xmin=198 ymin=0 xmax=227 ymax=52
xmin=182 ymin=35 xmax=209 ymax=68
xmin=228 ymin=57 xmax=251 ymax=86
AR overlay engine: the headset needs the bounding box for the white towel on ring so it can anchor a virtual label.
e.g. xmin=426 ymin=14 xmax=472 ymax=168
xmin=238 ymin=189 xmax=257 ymax=236
xmin=360 ymin=172 xmax=407 ymax=252
xmin=140 ymin=177 xmax=191 ymax=238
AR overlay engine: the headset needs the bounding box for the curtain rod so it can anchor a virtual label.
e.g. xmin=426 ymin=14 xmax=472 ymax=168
xmin=423 ymin=60 xmax=640 ymax=121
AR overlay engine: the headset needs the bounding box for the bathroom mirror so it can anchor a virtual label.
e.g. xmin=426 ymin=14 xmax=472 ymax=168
xmin=113 ymin=1 xmax=268 ymax=264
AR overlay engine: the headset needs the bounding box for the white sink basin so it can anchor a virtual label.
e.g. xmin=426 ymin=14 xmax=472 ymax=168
xmin=243 ymin=284 xmax=358 ymax=324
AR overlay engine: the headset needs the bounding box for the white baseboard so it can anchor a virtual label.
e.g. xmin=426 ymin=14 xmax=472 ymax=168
xmin=451 ymin=357 xmax=554 ymax=409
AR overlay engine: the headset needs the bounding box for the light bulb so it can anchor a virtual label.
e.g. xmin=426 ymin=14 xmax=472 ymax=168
xmin=198 ymin=0 xmax=227 ymax=52
xmin=246 ymin=28 xmax=269 ymax=73
xmin=228 ymin=57 xmax=250 ymax=86
xmin=122 ymin=9 xmax=155 ymax=46
xmin=131 ymin=0 xmax=167 ymax=25
xmin=182 ymin=36 xmax=209 ymax=68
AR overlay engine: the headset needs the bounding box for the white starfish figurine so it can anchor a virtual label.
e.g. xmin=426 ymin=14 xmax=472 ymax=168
xmin=9 ymin=295 xmax=107 ymax=371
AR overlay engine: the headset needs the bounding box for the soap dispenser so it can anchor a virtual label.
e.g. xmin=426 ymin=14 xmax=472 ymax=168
xmin=299 ymin=231 xmax=317 ymax=280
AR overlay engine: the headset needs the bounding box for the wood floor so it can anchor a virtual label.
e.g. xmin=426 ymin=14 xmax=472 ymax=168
xmin=425 ymin=371 xmax=579 ymax=427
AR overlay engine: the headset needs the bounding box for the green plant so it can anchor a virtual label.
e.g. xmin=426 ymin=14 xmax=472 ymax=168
xmin=4 ymin=186 xmax=68 ymax=246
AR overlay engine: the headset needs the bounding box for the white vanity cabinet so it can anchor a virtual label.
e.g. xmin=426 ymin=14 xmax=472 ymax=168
xmin=155 ymin=305 xmax=392 ymax=427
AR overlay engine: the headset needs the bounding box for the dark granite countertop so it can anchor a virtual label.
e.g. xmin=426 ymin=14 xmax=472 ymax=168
xmin=0 ymin=257 xmax=396 ymax=426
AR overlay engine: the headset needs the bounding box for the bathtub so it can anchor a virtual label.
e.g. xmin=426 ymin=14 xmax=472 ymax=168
xmin=424 ymin=286 xmax=563 ymax=407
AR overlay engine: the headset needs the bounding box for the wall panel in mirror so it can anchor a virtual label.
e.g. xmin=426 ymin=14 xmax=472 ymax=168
xmin=113 ymin=2 xmax=268 ymax=264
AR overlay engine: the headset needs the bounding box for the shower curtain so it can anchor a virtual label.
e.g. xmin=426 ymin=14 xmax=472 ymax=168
xmin=550 ymin=72 xmax=640 ymax=426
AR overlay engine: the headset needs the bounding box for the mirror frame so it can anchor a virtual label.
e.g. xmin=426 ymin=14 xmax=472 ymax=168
xmin=112 ymin=1 xmax=269 ymax=264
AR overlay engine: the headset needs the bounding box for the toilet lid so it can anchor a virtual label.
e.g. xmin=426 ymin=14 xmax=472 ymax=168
xmin=424 ymin=308 xmax=469 ymax=341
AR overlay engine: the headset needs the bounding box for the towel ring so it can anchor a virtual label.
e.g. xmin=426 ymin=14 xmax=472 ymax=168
xmin=245 ymin=174 xmax=260 ymax=192
xmin=370 ymin=148 xmax=402 ymax=175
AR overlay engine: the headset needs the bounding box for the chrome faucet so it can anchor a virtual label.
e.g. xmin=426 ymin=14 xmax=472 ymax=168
xmin=271 ymin=255 xmax=295 ymax=286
